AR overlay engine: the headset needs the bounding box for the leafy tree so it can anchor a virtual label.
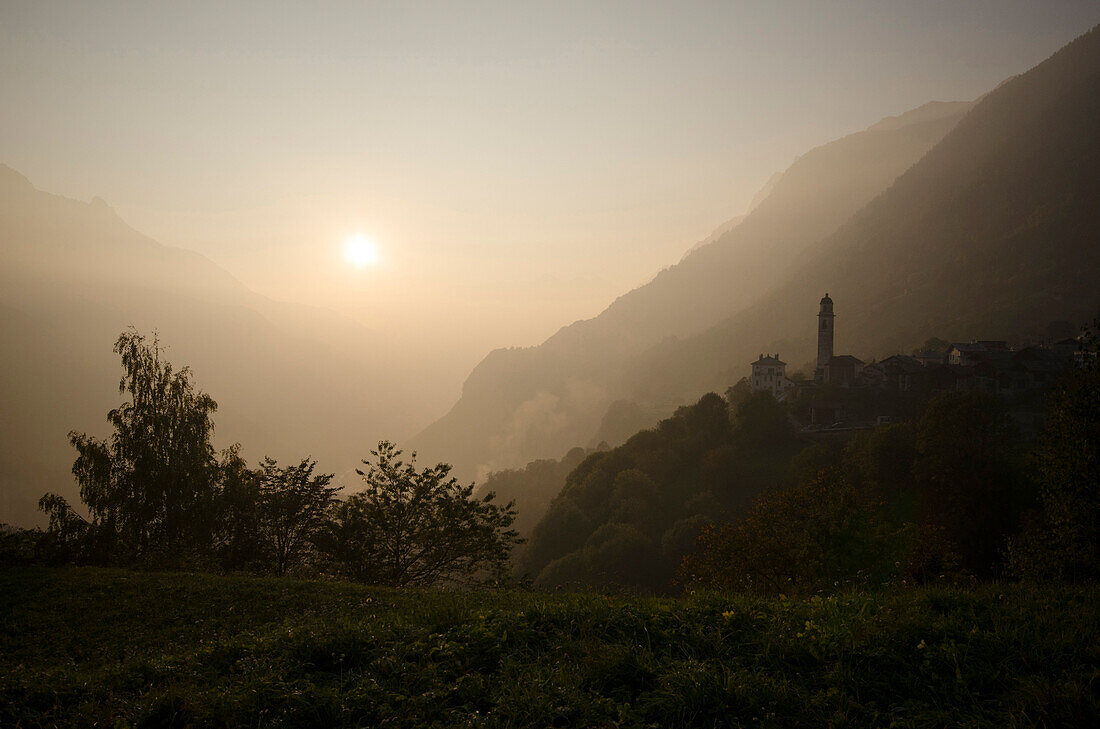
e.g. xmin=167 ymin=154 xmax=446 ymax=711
xmin=791 ymin=440 xmax=846 ymax=484
xmin=0 ymin=524 xmax=42 ymax=566
xmin=318 ymin=442 xmax=519 ymax=587
xmin=899 ymin=522 xmax=966 ymax=586
xmin=520 ymin=390 xmax=801 ymax=591
xmin=1009 ymin=320 xmax=1100 ymax=581
xmin=213 ymin=444 xmax=264 ymax=571
xmin=914 ymin=391 xmax=1026 ymax=576
xmin=847 ymin=422 xmax=918 ymax=499
xmin=35 ymin=493 xmax=95 ymax=564
xmin=520 ymin=498 xmax=594 ymax=576
xmin=37 ymin=493 xmax=90 ymax=546
xmin=659 ymin=514 xmax=710 ymax=565
xmin=731 ymin=390 xmax=790 ymax=446
xmin=679 ymin=470 xmax=893 ymax=595
xmin=724 ymin=378 xmax=752 ymax=412
xmin=681 ymin=413 xmax=972 ymax=595
xmin=608 ymin=469 xmax=659 ymax=530
xmin=57 ymin=330 xmax=219 ymax=563
xmin=257 ymin=456 xmax=338 ymax=575
xmin=315 ymin=442 xmax=514 ymax=585
xmin=536 ymin=523 xmax=660 ymax=591
xmin=479 ymin=445 xmax=591 ymax=537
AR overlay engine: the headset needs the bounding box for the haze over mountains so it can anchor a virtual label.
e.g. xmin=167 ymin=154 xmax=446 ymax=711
xmin=0 ymin=98 xmax=980 ymax=526
xmin=626 ymin=23 xmax=1100 ymax=411
xmin=412 ymin=26 xmax=1100 ymax=483
xmin=0 ymin=168 xmax=444 ymax=526
xmin=3 ymin=23 xmax=1098 ymax=530
xmin=410 ymin=100 xmax=974 ymax=479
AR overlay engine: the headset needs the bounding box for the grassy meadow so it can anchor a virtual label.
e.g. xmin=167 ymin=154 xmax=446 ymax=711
xmin=1 ymin=567 xmax=1098 ymax=727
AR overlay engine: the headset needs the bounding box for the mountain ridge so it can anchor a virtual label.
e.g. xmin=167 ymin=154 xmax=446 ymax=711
xmin=620 ymin=24 xmax=1100 ymax=411
xmin=411 ymin=99 xmax=976 ymax=480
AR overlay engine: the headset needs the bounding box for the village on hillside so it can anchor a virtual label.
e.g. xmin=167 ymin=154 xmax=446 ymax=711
xmin=749 ymin=294 xmax=1083 ymax=435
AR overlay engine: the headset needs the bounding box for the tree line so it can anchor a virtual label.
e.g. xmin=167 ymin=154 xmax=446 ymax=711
xmin=3 ymin=322 xmax=1097 ymax=595
xmin=517 ymin=385 xmax=802 ymax=590
xmin=680 ymin=324 xmax=1099 ymax=593
xmin=522 ymin=322 xmax=1100 ymax=593
xmin=10 ymin=330 xmax=520 ymax=586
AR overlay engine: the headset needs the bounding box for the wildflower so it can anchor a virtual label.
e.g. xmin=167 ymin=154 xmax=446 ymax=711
xmin=916 ymin=639 xmax=926 ymax=650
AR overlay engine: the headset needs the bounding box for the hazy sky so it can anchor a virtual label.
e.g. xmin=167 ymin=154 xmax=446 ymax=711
xmin=3 ymin=1 xmax=1098 ymax=376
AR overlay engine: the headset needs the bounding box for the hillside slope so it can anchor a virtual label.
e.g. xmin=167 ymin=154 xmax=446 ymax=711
xmin=413 ymin=102 xmax=972 ymax=479
xmin=624 ymin=24 xmax=1100 ymax=409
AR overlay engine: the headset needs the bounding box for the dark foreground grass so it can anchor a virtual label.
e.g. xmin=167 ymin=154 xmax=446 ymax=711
xmin=1 ymin=568 xmax=1097 ymax=728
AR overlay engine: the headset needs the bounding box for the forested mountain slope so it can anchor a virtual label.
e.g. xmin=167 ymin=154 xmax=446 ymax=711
xmin=413 ymin=101 xmax=972 ymax=479
xmin=522 ymin=18 xmax=1100 ymax=587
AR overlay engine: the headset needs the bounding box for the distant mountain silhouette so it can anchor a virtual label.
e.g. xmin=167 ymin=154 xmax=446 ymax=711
xmin=0 ymin=168 xmax=437 ymax=526
xmin=412 ymin=101 xmax=974 ymax=479
xmin=625 ymin=24 xmax=1100 ymax=410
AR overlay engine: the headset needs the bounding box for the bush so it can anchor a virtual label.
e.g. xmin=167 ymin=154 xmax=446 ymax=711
xmin=680 ymin=470 xmax=895 ymax=594
xmin=1008 ymin=323 xmax=1100 ymax=581
xmin=317 ymin=442 xmax=520 ymax=587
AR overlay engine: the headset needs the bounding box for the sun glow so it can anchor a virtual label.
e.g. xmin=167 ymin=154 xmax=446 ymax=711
xmin=343 ymin=233 xmax=380 ymax=268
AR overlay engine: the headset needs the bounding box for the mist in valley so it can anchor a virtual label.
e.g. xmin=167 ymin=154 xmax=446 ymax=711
xmin=2 ymin=1 xmax=1098 ymax=533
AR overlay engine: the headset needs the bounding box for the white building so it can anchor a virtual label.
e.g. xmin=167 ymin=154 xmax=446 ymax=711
xmin=750 ymin=353 xmax=793 ymax=397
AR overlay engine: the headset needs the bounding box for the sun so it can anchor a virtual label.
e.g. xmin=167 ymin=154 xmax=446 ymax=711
xmin=343 ymin=233 xmax=380 ymax=268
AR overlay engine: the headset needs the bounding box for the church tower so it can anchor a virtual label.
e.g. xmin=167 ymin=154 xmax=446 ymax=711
xmin=816 ymin=293 xmax=834 ymax=381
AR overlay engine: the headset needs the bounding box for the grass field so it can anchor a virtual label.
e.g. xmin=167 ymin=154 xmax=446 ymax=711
xmin=1 ymin=568 xmax=1098 ymax=727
